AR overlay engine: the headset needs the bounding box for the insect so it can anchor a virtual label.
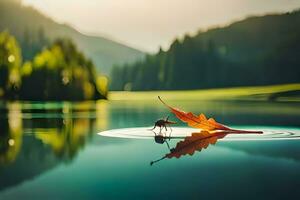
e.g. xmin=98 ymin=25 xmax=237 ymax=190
xmin=150 ymin=131 xmax=172 ymax=166
xmin=149 ymin=116 xmax=176 ymax=133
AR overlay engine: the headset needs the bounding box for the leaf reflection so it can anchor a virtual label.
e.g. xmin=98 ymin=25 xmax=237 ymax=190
xmin=151 ymin=131 xmax=227 ymax=165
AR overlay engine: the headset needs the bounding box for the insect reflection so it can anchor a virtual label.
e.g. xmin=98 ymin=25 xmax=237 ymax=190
xmin=151 ymin=130 xmax=172 ymax=151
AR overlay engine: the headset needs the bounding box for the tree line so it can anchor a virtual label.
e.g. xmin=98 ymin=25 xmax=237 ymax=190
xmin=0 ymin=31 xmax=107 ymax=100
xmin=110 ymin=11 xmax=300 ymax=91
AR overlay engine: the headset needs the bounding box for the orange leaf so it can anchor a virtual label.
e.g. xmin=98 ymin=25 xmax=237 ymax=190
xmin=158 ymin=96 xmax=229 ymax=131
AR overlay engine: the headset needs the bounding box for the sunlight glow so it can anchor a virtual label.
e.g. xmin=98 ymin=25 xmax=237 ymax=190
xmin=8 ymin=55 xmax=15 ymax=63
xmin=22 ymin=0 xmax=300 ymax=52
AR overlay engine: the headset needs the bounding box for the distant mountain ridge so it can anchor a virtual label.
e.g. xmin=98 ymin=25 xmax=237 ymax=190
xmin=0 ymin=0 xmax=145 ymax=74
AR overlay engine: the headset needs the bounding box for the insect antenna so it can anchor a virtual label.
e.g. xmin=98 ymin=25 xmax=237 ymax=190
xmin=165 ymin=115 xmax=169 ymax=121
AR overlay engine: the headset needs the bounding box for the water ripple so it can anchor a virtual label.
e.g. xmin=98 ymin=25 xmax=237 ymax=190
xmin=98 ymin=126 xmax=300 ymax=141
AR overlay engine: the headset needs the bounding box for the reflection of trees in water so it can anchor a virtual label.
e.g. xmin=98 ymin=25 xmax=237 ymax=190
xmin=0 ymin=103 xmax=22 ymax=165
xmin=0 ymin=136 xmax=60 ymax=192
xmin=0 ymin=101 xmax=108 ymax=192
xmin=33 ymin=118 xmax=91 ymax=160
xmin=0 ymin=101 xmax=109 ymax=165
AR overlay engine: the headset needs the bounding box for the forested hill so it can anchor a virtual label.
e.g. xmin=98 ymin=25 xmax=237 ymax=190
xmin=0 ymin=0 xmax=145 ymax=74
xmin=111 ymin=10 xmax=300 ymax=91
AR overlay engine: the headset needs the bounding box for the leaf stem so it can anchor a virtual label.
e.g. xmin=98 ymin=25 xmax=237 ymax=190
xmin=158 ymin=96 xmax=169 ymax=107
xmin=222 ymin=129 xmax=263 ymax=134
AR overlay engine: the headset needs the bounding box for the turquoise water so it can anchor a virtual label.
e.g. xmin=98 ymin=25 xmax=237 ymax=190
xmin=0 ymin=100 xmax=300 ymax=199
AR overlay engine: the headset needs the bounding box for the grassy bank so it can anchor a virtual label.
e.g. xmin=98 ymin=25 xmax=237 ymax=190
xmin=109 ymin=83 xmax=300 ymax=102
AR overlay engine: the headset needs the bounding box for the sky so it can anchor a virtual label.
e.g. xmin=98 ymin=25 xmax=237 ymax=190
xmin=22 ymin=0 xmax=300 ymax=52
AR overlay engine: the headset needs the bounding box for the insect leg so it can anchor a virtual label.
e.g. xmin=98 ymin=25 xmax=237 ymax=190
xmin=148 ymin=125 xmax=156 ymax=131
xmin=165 ymin=140 xmax=171 ymax=151
xmin=167 ymin=124 xmax=172 ymax=133
xmin=167 ymin=124 xmax=172 ymax=139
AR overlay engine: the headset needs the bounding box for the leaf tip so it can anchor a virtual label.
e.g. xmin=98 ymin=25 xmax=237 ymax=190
xmin=158 ymin=96 xmax=162 ymax=102
xmin=158 ymin=96 xmax=167 ymax=106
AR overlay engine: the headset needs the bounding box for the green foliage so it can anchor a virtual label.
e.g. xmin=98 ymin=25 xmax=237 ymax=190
xmin=0 ymin=31 xmax=106 ymax=100
xmin=20 ymin=38 xmax=106 ymax=100
xmin=0 ymin=0 xmax=144 ymax=74
xmin=0 ymin=31 xmax=22 ymax=98
xmin=111 ymin=10 xmax=300 ymax=91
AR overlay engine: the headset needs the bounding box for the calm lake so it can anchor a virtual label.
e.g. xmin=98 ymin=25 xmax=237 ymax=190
xmin=0 ymin=99 xmax=300 ymax=199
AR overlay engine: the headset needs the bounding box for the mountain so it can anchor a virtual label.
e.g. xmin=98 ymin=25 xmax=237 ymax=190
xmin=111 ymin=9 xmax=300 ymax=90
xmin=193 ymin=10 xmax=300 ymax=67
xmin=0 ymin=0 xmax=145 ymax=74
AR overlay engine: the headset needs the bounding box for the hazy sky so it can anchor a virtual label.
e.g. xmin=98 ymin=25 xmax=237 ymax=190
xmin=22 ymin=0 xmax=300 ymax=52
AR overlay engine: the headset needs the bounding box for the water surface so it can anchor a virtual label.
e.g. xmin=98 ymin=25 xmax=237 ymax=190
xmin=0 ymin=99 xmax=300 ymax=199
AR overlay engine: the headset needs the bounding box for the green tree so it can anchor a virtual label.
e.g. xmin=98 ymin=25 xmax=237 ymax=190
xmin=110 ymin=10 xmax=300 ymax=91
xmin=20 ymin=38 xmax=106 ymax=100
xmin=0 ymin=31 xmax=22 ymax=99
